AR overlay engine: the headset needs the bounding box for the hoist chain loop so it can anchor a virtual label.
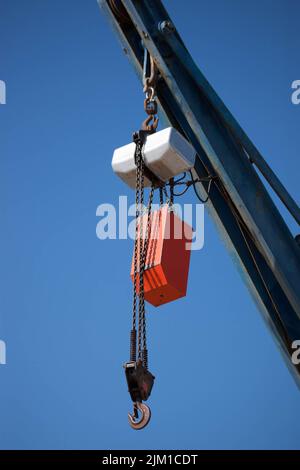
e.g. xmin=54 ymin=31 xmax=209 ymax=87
xmin=131 ymin=130 xmax=154 ymax=370
xmin=127 ymin=51 xmax=159 ymax=430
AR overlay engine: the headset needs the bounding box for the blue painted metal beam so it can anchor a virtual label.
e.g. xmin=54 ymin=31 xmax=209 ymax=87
xmin=158 ymin=27 xmax=300 ymax=227
xmin=99 ymin=0 xmax=300 ymax=386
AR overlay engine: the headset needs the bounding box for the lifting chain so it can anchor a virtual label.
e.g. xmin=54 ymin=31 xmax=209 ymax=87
xmin=125 ymin=132 xmax=155 ymax=431
xmin=122 ymin=49 xmax=216 ymax=431
xmin=123 ymin=50 xmax=214 ymax=431
xmin=131 ymin=132 xmax=154 ymax=368
xmin=124 ymin=49 xmax=158 ymax=430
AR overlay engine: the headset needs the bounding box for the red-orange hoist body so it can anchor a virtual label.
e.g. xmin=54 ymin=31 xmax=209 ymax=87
xmin=130 ymin=205 xmax=193 ymax=307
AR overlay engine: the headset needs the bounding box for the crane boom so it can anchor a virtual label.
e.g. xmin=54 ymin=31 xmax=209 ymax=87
xmin=99 ymin=0 xmax=300 ymax=386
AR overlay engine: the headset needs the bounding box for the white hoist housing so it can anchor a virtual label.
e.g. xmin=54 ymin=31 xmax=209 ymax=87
xmin=111 ymin=127 xmax=196 ymax=189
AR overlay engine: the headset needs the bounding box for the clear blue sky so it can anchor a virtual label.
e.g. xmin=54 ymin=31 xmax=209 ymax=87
xmin=0 ymin=0 xmax=299 ymax=450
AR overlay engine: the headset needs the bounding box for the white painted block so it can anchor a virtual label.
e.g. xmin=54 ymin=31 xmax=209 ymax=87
xmin=112 ymin=127 xmax=196 ymax=189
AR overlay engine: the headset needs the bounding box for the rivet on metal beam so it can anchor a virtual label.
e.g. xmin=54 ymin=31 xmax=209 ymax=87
xmin=158 ymin=20 xmax=175 ymax=35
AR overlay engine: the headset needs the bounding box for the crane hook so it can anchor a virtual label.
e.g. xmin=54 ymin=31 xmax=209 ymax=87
xmin=128 ymin=401 xmax=151 ymax=430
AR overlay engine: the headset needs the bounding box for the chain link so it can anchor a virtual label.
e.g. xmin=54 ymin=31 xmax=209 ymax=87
xmin=130 ymin=139 xmax=142 ymax=362
xmin=131 ymin=134 xmax=154 ymax=369
xmin=159 ymin=187 xmax=164 ymax=206
xmin=137 ymin=144 xmax=145 ymax=362
xmin=130 ymin=49 xmax=158 ymax=369
xmin=140 ymin=183 xmax=154 ymax=370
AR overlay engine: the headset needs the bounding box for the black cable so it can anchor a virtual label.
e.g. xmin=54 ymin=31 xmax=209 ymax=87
xmin=172 ymin=185 xmax=191 ymax=197
xmin=173 ymin=172 xmax=186 ymax=184
xmin=189 ymin=170 xmax=211 ymax=203
xmin=158 ymin=172 xmax=214 ymax=202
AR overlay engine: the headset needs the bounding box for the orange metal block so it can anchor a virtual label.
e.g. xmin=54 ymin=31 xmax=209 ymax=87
xmin=130 ymin=205 xmax=193 ymax=307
